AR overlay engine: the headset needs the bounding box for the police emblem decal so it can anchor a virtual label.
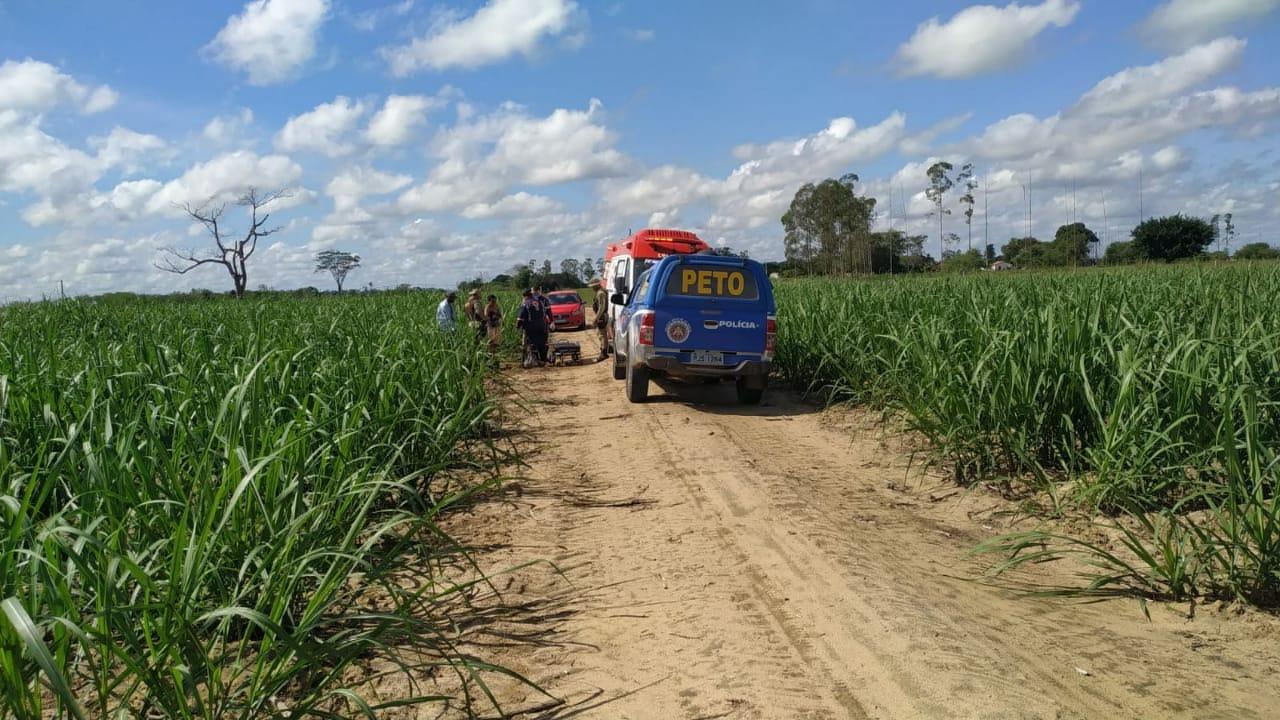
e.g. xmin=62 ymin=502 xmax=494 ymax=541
xmin=665 ymin=318 xmax=691 ymax=344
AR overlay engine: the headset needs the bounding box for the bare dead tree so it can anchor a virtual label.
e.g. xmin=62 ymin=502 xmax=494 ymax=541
xmin=156 ymin=187 xmax=289 ymax=299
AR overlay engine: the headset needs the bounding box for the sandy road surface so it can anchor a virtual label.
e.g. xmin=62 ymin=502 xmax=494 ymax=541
xmin=446 ymin=327 xmax=1280 ymax=719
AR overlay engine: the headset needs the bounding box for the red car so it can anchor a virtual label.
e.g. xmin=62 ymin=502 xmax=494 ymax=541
xmin=546 ymin=291 xmax=587 ymax=330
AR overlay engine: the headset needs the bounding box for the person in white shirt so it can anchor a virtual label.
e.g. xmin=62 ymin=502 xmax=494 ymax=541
xmin=436 ymin=292 xmax=457 ymax=332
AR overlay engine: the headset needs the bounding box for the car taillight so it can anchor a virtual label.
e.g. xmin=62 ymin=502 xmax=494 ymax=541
xmin=639 ymin=313 xmax=655 ymax=345
xmin=765 ymin=316 xmax=777 ymax=355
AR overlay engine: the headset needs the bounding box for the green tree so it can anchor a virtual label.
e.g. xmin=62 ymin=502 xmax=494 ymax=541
xmin=1103 ymin=240 xmax=1145 ymax=264
xmin=512 ymin=262 xmax=534 ymax=289
xmin=560 ymin=258 xmax=580 ymax=283
xmin=582 ymin=257 xmax=596 ymax=281
xmin=1131 ymin=214 xmax=1214 ymax=261
xmin=869 ymin=230 xmax=925 ymax=273
xmin=942 ymin=232 xmax=961 ymax=258
xmin=313 ymin=249 xmax=361 ymax=292
xmin=1053 ymin=222 xmax=1100 ymax=266
xmin=925 ymin=161 xmax=954 ymax=261
xmin=984 ymin=243 xmax=996 ymax=264
xmin=1234 ymin=242 xmax=1280 ymax=260
xmin=1001 ymin=237 xmax=1041 ymax=267
xmin=782 ymin=173 xmax=877 ymax=275
xmin=940 ymin=248 xmax=984 ymax=273
xmin=957 ymin=163 xmax=976 ymax=251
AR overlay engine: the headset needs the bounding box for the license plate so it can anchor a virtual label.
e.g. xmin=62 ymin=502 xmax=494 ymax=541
xmin=690 ymin=350 xmax=724 ymax=365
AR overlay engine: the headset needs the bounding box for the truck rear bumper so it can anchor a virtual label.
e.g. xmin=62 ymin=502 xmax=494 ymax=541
xmin=644 ymin=356 xmax=770 ymax=379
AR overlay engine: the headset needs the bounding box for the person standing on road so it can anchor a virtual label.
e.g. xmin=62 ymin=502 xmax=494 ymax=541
xmin=592 ymin=279 xmax=610 ymax=360
xmin=533 ymin=285 xmax=553 ymax=328
xmin=484 ymin=294 xmax=503 ymax=352
xmin=517 ymin=289 xmax=549 ymax=366
xmin=463 ymin=289 xmax=486 ymax=342
xmin=436 ymin=291 xmax=457 ymax=332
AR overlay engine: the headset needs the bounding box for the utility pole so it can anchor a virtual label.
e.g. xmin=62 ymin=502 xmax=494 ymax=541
xmin=983 ymin=171 xmax=988 ymax=254
xmin=1021 ymin=183 xmax=1028 ymax=239
xmin=887 ymin=185 xmax=895 ymax=275
xmin=1072 ymin=178 xmax=1077 ymax=225
xmin=1138 ymin=168 xmax=1144 ymax=224
xmin=1101 ymin=191 xmax=1109 ymax=252
xmin=59 ymin=279 xmax=65 ymax=299
xmin=1027 ymin=169 xmax=1033 ymax=238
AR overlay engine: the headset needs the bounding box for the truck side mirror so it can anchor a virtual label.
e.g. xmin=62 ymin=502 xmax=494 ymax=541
xmin=610 ymin=292 xmax=625 ymax=305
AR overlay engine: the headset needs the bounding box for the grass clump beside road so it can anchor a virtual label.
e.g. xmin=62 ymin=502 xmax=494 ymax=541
xmin=773 ymin=263 xmax=1280 ymax=608
xmin=0 ymin=292 xmax=517 ymax=718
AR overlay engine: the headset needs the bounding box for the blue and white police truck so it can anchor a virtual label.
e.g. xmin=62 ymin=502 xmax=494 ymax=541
xmin=610 ymin=253 xmax=777 ymax=404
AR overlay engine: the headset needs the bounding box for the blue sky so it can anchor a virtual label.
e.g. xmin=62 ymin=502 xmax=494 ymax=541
xmin=1 ymin=0 xmax=1278 ymax=298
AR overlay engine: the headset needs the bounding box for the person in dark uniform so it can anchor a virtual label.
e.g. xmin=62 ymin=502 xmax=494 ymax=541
xmin=517 ymin=289 xmax=549 ymax=367
xmin=533 ymin=285 xmax=553 ymax=328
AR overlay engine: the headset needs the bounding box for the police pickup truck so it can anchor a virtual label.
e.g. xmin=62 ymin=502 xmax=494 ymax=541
xmin=611 ymin=253 xmax=776 ymax=404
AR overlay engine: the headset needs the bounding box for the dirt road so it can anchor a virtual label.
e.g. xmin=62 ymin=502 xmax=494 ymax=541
xmin=453 ymin=328 xmax=1280 ymax=719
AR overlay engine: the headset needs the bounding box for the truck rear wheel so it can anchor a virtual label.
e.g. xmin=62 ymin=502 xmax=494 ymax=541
xmin=626 ymin=361 xmax=649 ymax=403
xmin=735 ymin=377 xmax=764 ymax=405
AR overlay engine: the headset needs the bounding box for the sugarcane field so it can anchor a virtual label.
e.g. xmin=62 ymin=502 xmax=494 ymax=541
xmin=4 ymin=2 xmax=1280 ymax=719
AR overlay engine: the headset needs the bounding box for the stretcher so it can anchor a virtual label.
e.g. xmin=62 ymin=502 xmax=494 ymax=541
xmin=548 ymin=340 xmax=582 ymax=366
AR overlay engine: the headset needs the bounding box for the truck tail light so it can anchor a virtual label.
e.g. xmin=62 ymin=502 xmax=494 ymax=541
xmin=639 ymin=312 xmax=655 ymax=346
xmin=764 ymin=316 xmax=777 ymax=356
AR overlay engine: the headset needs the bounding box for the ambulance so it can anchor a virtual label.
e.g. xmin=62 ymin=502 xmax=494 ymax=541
xmin=602 ymin=229 xmax=709 ymax=355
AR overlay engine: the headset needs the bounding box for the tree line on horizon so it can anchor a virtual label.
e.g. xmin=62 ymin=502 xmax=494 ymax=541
xmin=780 ymin=172 xmax=1279 ymax=276
xmin=93 ymin=178 xmax=1280 ymax=302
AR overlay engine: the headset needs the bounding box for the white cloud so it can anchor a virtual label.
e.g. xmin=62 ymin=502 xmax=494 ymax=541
xmin=397 ymin=99 xmax=629 ymax=214
xmin=203 ymin=108 xmax=255 ymax=146
xmin=146 ymin=150 xmax=305 ymax=214
xmin=365 ymin=94 xmax=438 ymax=146
xmin=0 ymin=59 xmax=117 ymax=114
xmin=1074 ymin=37 xmax=1246 ymax=116
xmin=895 ymin=0 xmax=1080 ymax=78
xmin=1151 ymin=145 xmax=1189 ymax=172
xmin=599 ymin=113 xmax=906 ymax=233
xmin=628 ymin=28 xmax=655 ymax=42
xmin=383 ymin=0 xmax=581 ymax=75
xmin=206 ymin=0 xmax=330 ymax=85
xmin=967 ymin=85 xmax=1280 ymax=166
xmin=325 ymin=165 xmax=411 ymax=211
xmin=275 ymin=96 xmax=365 ymax=157
xmin=460 ymin=191 xmax=561 ymax=219
xmin=350 ymin=0 xmax=414 ymax=32
xmin=486 ymin=100 xmax=628 ymax=184
xmin=968 ymin=113 xmax=1058 ymax=160
xmin=1141 ymin=0 xmax=1280 ymax=49
xmin=311 ymin=165 xmax=415 ymax=246
xmin=899 ymin=113 xmax=973 ymax=155
xmin=0 ymin=110 xmax=100 ymax=198
xmin=727 ymin=114 xmax=906 ymax=193
xmin=90 ymin=127 xmax=173 ymax=175
xmin=381 ymin=217 xmax=445 ymax=254
xmin=20 ymin=179 xmax=166 ymax=227
xmin=598 ymin=165 xmax=716 ymax=215
xmin=84 ymin=87 xmax=119 ymax=114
